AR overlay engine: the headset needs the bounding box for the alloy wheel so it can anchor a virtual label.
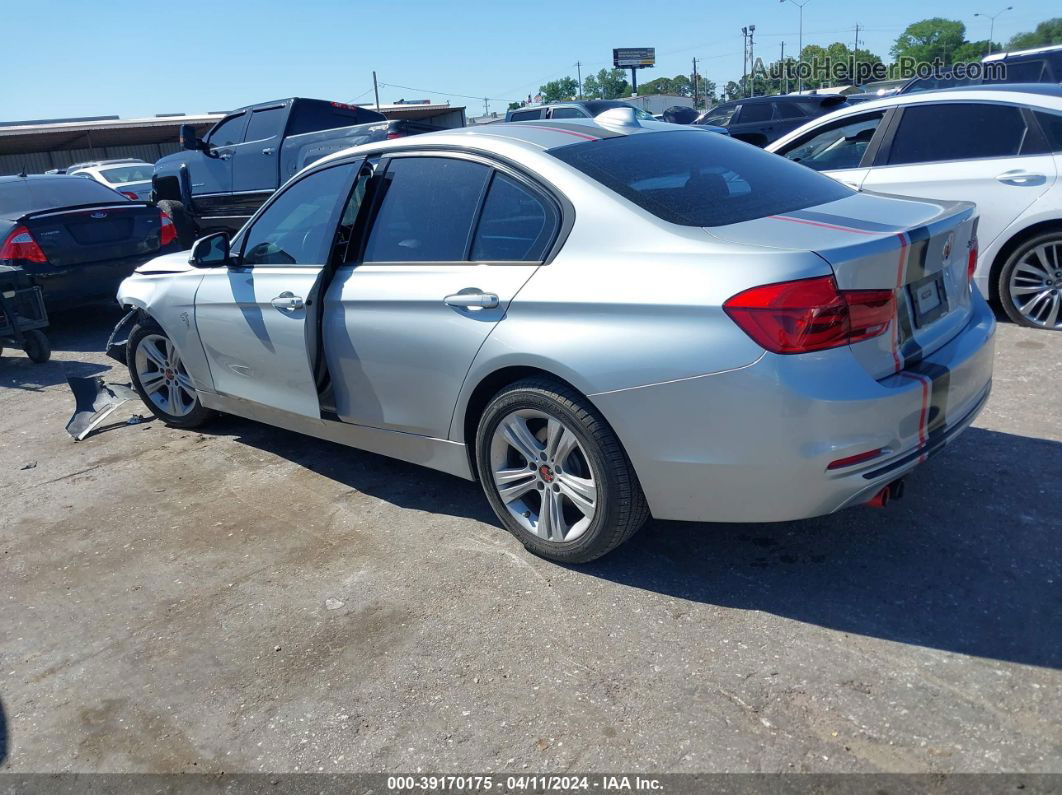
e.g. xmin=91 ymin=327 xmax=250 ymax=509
xmin=489 ymin=409 xmax=598 ymax=543
xmin=1008 ymin=240 xmax=1062 ymax=329
xmin=134 ymin=333 xmax=197 ymax=417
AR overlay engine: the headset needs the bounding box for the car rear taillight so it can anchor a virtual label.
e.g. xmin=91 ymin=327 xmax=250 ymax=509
xmin=385 ymin=131 xmax=408 ymax=140
xmin=723 ymin=275 xmax=895 ymax=354
xmin=120 ymin=191 xmax=139 ymax=200
xmin=0 ymin=225 xmax=47 ymax=264
xmin=967 ymin=238 xmax=978 ymax=283
xmin=159 ymin=210 xmax=177 ymax=246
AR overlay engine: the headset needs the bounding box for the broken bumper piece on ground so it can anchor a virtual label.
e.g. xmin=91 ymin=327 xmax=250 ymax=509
xmin=65 ymin=376 xmax=139 ymax=441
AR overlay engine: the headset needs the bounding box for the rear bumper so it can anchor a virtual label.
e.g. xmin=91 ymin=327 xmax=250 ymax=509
xmin=592 ymin=294 xmax=996 ymax=523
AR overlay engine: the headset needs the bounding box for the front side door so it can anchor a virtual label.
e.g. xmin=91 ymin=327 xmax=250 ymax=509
xmin=194 ymin=160 xmax=359 ymax=417
xmin=323 ymin=154 xmax=561 ymax=438
xmin=775 ymin=109 xmax=890 ymax=189
xmin=232 ymin=104 xmax=286 ymax=195
xmin=861 ymin=102 xmax=1058 ymax=251
xmin=188 ymin=112 xmax=246 ymax=201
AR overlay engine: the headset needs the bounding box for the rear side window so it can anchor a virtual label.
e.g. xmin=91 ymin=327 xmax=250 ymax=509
xmin=287 ymin=102 xmax=386 ymax=136
xmin=887 ymin=103 xmax=1027 ymax=164
xmin=1034 ymin=111 xmax=1062 ymax=151
xmin=986 ymin=59 xmax=1046 ymax=84
xmin=550 ymin=130 xmax=851 ymax=227
xmin=244 ymin=107 xmax=285 ymax=141
xmin=774 ymin=103 xmax=806 ymax=120
xmin=702 ymin=104 xmax=738 ymax=126
xmin=509 ymin=109 xmax=545 ymax=121
xmin=736 ymin=103 xmax=773 ymax=123
xmin=550 ymin=107 xmax=587 ymax=119
xmin=471 ymin=173 xmax=557 ymax=261
xmin=363 ymin=157 xmax=491 ymax=262
xmin=0 ymin=177 xmax=124 ymax=215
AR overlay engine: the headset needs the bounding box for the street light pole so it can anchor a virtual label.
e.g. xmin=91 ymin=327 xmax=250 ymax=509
xmin=780 ymin=0 xmax=811 ymax=93
xmin=974 ymin=6 xmax=1013 ymax=55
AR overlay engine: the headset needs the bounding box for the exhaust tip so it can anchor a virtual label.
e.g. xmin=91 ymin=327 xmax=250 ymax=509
xmin=866 ymin=479 xmax=905 ymax=509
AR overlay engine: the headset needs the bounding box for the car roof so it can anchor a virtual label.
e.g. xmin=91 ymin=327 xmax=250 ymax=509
xmin=309 ymin=115 xmax=701 ymax=174
xmin=984 ymin=43 xmax=1062 ymax=62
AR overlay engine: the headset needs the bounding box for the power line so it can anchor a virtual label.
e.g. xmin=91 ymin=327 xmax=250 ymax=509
xmin=376 ymin=82 xmax=519 ymax=104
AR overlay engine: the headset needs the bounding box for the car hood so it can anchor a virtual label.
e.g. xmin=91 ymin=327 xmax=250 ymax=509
xmin=134 ymin=249 xmax=194 ymax=274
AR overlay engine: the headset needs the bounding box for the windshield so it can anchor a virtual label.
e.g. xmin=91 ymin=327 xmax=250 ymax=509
xmin=0 ymin=178 xmax=126 ymax=216
xmin=96 ymin=164 xmax=154 ymax=184
xmin=550 ymin=130 xmax=852 ymax=227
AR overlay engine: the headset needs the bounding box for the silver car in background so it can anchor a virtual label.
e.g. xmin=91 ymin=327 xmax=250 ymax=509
xmin=112 ymin=112 xmax=995 ymax=562
xmin=69 ymin=159 xmax=154 ymax=201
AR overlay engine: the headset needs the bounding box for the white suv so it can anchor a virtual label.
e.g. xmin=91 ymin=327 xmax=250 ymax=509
xmin=768 ymin=86 xmax=1062 ymax=330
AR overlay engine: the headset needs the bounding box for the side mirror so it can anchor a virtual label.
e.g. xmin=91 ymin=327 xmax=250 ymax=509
xmin=189 ymin=232 xmax=232 ymax=268
xmin=179 ymin=123 xmax=202 ymax=152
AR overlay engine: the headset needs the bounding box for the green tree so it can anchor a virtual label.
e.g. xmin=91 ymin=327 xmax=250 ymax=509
xmin=1007 ymin=18 xmax=1062 ymax=50
xmin=952 ymin=40 xmax=997 ymax=63
xmin=581 ymin=74 xmax=601 ymax=99
xmin=581 ymin=68 xmax=631 ymax=99
xmin=507 ymin=101 xmax=522 ymax=111
xmin=539 ymin=77 xmax=578 ymax=104
xmin=891 ymin=18 xmax=967 ymax=65
xmin=723 ymin=81 xmax=743 ymax=101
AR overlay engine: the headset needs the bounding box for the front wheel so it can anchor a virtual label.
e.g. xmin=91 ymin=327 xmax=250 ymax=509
xmin=22 ymin=329 xmax=50 ymax=363
xmin=998 ymin=232 xmax=1062 ymax=330
xmin=475 ymin=378 xmax=649 ymax=563
xmin=127 ymin=322 xmax=214 ymax=427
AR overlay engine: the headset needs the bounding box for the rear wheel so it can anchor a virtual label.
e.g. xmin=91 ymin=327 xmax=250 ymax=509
xmin=475 ymin=378 xmax=649 ymax=563
xmin=127 ymin=322 xmax=214 ymax=427
xmin=998 ymin=232 xmax=1062 ymax=330
xmin=22 ymin=329 xmax=50 ymax=363
xmin=156 ymin=199 xmax=197 ymax=249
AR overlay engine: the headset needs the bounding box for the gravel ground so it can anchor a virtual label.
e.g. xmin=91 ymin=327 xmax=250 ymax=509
xmin=0 ymin=302 xmax=1059 ymax=774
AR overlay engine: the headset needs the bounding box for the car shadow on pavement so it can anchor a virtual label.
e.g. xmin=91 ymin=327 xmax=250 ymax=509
xmin=212 ymin=416 xmax=1059 ymax=670
xmin=0 ymin=358 xmax=110 ymax=392
xmin=579 ymin=427 xmax=1061 ymax=670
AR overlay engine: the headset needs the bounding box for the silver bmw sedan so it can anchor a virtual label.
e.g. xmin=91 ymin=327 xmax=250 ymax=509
xmin=112 ymin=110 xmax=995 ymax=563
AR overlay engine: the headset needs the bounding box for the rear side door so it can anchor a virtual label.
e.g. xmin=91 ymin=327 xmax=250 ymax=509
xmin=775 ymin=109 xmax=891 ymax=189
xmin=323 ymin=153 xmax=561 ymax=438
xmin=861 ymin=101 xmax=1058 ymax=252
xmin=728 ymin=102 xmax=776 ymax=145
xmin=232 ymin=104 xmax=287 ymax=196
xmin=194 ymin=160 xmax=360 ymax=418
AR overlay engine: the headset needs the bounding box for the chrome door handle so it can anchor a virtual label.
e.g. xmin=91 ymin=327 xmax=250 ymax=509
xmin=271 ymin=291 xmax=304 ymax=312
xmin=214 ymin=151 xmax=232 ymax=160
xmin=261 ymin=147 xmax=275 ymax=155
xmin=995 ymin=171 xmax=1045 ymax=186
xmin=444 ymin=290 xmax=499 ymax=309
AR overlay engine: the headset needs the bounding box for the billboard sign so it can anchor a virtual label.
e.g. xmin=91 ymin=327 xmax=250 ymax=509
xmin=613 ymin=48 xmax=655 ymax=68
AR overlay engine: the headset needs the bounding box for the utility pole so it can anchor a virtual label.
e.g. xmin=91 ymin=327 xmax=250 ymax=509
xmin=483 ymin=97 xmax=490 ymax=118
xmin=781 ymin=42 xmax=788 ymax=94
xmin=692 ymin=57 xmax=699 ymax=109
xmin=748 ymin=25 xmax=756 ymax=97
xmin=853 ymin=23 xmax=861 ymax=53
xmin=576 ymin=61 xmax=583 ymax=99
xmin=780 ymin=0 xmax=811 ymax=93
xmin=974 ymin=6 xmax=1013 ymax=55
xmin=372 ymin=71 xmax=380 ymax=111
xmin=742 ymin=27 xmax=749 ymax=98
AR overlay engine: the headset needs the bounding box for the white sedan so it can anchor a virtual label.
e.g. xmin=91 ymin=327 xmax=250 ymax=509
xmin=767 ymin=86 xmax=1062 ymax=330
xmin=69 ymin=160 xmax=154 ymax=201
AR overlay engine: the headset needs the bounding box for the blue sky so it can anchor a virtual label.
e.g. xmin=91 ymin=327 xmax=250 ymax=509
xmin=5 ymin=0 xmax=1058 ymax=121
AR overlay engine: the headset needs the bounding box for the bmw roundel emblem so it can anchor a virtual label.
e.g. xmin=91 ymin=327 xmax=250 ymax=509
xmin=942 ymin=232 xmax=954 ymax=262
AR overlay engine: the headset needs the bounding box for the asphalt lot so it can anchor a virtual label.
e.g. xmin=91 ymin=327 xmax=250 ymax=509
xmin=0 ymin=302 xmax=1059 ymax=774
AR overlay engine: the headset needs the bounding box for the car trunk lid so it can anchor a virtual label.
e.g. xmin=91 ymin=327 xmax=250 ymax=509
xmin=21 ymin=202 xmax=164 ymax=268
xmin=705 ymin=191 xmax=978 ymax=379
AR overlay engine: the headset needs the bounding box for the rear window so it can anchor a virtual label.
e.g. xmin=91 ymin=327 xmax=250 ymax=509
xmin=549 ymin=130 xmax=852 ymax=227
xmin=97 ymin=164 xmax=154 ymax=184
xmin=0 ymin=177 xmax=125 ymax=216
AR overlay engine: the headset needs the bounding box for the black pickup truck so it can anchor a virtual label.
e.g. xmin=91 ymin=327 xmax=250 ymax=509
xmin=153 ymin=97 xmax=443 ymax=246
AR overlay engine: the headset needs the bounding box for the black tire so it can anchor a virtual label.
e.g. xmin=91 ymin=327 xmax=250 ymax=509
xmin=475 ymin=377 xmax=649 ymax=564
xmin=997 ymin=231 xmax=1062 ymax=330
xmin=22 ymin=329 xmax=50 ymax=363
xmin=127 ymin=321 xmax=215 ymax=428
xmin=156 ymin=199 xmax=198 ymax=249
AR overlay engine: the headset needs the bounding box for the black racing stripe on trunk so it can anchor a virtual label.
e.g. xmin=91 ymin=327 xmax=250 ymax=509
xmin=903 ymin=225 xmax=932 ymax=283
xmin=910 ymin=361 xmax=951 ymax=439
xmin=785 ymin=209 xmax=900 ymax=233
